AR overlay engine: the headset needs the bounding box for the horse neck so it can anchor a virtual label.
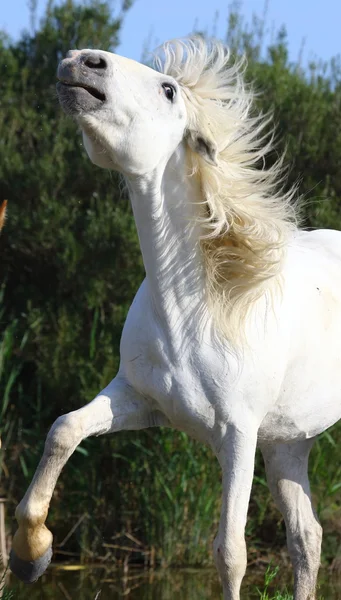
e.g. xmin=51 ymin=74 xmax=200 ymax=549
xmin=126 ymin=147 xmax=207 ymax=341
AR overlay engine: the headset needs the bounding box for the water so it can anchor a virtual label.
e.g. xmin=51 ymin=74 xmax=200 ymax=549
xmin=7 ymin=565 xmax=341 ymax=599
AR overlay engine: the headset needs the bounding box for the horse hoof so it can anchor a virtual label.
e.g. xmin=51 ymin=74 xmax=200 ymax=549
xmin=9 ymin=546 xmax=52 ymax=583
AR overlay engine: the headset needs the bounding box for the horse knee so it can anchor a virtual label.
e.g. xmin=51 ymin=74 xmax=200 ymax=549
xmin=213 ymin=535 xmax=247 ymax=585
xmin=46 ymin=412 xmax=83 ymax=456
xmin=288 ymin=521 xmax=322 ymax=573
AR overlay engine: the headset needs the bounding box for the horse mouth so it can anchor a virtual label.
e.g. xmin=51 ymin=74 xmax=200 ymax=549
xmin=57 ymin=81 xmax=106 ymax=102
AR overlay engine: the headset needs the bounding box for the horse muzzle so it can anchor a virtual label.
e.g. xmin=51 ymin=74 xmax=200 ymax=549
xmin=57 ymin=50 xmax=108 ymax=114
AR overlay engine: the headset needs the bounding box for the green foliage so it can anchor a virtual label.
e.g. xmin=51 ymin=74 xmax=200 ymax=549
xmin=255 ymin=564 xmax=325 ymax=599
xmin=116 ymin=430 xmax=221 ymax=566
xmin=0 ymin=0 xmax=142 ymax=409
xmin=256 ymin=565 xmax=292 ymax=600
xmin=0 ymin=0 xmax=341 ymax=578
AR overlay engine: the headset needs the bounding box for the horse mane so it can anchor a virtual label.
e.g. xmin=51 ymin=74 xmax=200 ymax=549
xmin=154 ymin=38 xmax=299 ymax=342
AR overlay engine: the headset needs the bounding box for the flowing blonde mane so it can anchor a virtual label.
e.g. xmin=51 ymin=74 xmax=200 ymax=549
xmin=154 ymin=38 xmax=299 ymax=342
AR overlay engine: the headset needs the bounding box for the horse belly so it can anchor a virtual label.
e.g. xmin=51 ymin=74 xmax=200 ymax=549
xmin=260 ymin=240 xmax=341 ymax=443
xmin=259 ymin=361 xmax=341 ymax=443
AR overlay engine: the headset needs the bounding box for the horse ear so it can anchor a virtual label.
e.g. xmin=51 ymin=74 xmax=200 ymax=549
xmin=186 ymin=130 xmax=218 ymax=166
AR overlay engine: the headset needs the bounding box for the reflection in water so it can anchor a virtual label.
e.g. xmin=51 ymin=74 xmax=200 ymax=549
xmin=8 ymin=565 xmax=341 ymax=599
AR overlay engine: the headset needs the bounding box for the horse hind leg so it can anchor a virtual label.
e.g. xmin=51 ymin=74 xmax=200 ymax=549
xmin=260 ymin=439 xmax=322 ymax=600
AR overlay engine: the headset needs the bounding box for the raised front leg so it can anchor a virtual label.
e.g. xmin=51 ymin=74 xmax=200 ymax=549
xmin=10 ymin=375 xmax=165 ymax=583
xmin=261 ymin=439 xmax=322 ymax=600
xmin=213 ymin=423 xmax=258 ymax=600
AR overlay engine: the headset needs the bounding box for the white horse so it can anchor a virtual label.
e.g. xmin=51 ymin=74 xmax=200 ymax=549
xmin=9 ymin=38 xmax=341 ymax=600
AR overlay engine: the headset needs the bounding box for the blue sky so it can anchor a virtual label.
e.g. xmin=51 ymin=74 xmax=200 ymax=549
xmin=2 ymin=0 xmax=341 ymax=65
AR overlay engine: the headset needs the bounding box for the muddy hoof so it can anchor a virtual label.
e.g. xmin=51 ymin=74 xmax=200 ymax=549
xmin=9 ymin=546 xmax=52 ymax=583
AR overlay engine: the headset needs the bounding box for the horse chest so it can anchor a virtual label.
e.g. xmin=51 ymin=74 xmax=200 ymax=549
xmin=119 ymin=282 xmax=228 ymax=438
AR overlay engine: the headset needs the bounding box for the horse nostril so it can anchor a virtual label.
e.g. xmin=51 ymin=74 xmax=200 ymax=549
xmin=83 ymin=55 xmax=107 ymax=70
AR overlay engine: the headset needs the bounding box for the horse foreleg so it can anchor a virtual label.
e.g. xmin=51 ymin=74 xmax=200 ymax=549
xmin=261 ymin=439 xmax=322 ymax=600
xmin=213 ymin=422 xmax=258 ymax=600
xmin=10 ymin=375 xmax=164 ymax=583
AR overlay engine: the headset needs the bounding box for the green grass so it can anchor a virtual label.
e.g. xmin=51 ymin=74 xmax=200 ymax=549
xmin=256 ymin=565 xmax=292 ymax=600
xmin=256 ymin=565 xmax=327 ymax=600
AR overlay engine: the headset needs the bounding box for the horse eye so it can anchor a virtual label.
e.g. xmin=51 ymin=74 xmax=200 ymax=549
xmin=162 ymin=83 xmax=176 ymax=102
